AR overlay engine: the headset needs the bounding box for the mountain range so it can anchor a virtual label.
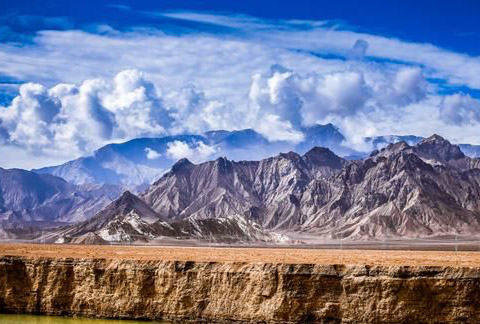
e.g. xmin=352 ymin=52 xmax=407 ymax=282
xmin=43 ymin=135 xmax=480 ymax=243
xmin=1 ymin=122 xmax=480 ymax=243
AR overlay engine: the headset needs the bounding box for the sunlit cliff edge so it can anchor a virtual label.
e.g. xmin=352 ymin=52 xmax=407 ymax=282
xmin=0 ymin=256 xmax=479 ymax=323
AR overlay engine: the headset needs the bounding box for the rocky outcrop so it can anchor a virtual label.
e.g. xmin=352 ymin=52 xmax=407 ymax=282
xmin=0 ymin=256 xmax=479 ymax=323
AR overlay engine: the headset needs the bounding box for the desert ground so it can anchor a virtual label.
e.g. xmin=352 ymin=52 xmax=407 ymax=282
xmin=1 ymin=243 xmax=480 ymax=267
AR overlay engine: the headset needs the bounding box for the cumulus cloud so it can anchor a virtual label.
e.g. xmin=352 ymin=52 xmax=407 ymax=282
xmin=166 ymin=84 xmax=241 ymax=134
xmin=247 ymin=65 xmax=370 ymax=141
xmin=392 ymin=67 xmax=428 ymax=104
xmin=0 ymin=69 xmax=173 ymax=157
xmin=166 ymin=141 xmax=217 ymax=163
xmin=0 ymin=83 xmax=61 ymax=149
xmin=1 ymin=11 xmax=480 ymax=168
xmin=145 ymin=147 xmax=161 ymax=160
xmin=0 ymin=62 xmax=477 ymax=165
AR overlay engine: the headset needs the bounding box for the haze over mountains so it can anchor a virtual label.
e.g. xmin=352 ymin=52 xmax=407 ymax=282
xmin=34 ymin=123 xmax=480 ymax=190
xmin=0 ymin=168 xmax=122 ymax=226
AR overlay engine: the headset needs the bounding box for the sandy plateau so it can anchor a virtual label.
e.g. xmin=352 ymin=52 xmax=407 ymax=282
xmin=1 ymin=243 xmax=480 ymax=267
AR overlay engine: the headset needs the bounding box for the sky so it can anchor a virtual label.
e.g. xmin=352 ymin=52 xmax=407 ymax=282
xmin=0 ymin=0 xmax=480 ymax=168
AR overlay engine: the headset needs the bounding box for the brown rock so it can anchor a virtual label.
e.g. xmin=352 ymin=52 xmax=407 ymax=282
xmin=0 ymin=256 xmax=479 ymax=323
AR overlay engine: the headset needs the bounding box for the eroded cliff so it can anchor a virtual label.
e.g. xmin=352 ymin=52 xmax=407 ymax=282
xmin=0 ymin=256 xmax=479 ymax=323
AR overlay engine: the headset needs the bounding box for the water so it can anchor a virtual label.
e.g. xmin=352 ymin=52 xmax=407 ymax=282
xmin=0 ymin=314 xmax=167 ymax=324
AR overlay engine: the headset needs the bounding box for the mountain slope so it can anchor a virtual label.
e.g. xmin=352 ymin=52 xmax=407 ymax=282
xmin=142 ymin=147 xmax=346 ymax=229
xmin=301 ymin=137 xmax=480 ymax=239
xmin=53 ymin=191 xmax=173 ymax=242
xmin=142 ymin=135 xmax=480 ymax=239
xmin=53 ymin=191 xmax=289 ymax=244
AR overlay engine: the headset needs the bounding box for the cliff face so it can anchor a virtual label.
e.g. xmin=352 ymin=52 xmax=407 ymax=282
xmin=0 ymin=256 xmax=479 ymax=323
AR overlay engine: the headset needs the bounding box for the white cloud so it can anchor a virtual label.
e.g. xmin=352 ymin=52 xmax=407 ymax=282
xmin=167 ymin=12 xmax=480 ymax=90
xmin=439 ymin=94 xmax=480 ymax=126
xmin=145 ymin=147 xmax=161 ymax=160
xmin=1 ymin=11 xmax=480 ymax=168
xmin=392 ymin=67 xmax=428 ymax=104
xmin=1 ymin=63 xmax=479 ymax=167
xmin=166 ymin=141 xmax=217 ymax=163
xmin=0 ymin=69 xmax=173 ymax=158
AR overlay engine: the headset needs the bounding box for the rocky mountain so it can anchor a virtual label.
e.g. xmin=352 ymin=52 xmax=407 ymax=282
xmin=33 ymin=123 xmax=480 ymax=190
xmin=52 ymin=191 xmax=289 ymax=244
xmin=141 ymin=147 xmax=346 ymax=229
xmin=52 ymin=191 xmax=174 ymax=242
xmin=136 ymin=135 xmax=480 ymax=240
xmin=302 ymin=136 xmax=480 ymax=239
xmin=366 ymin=135 xmax=423 ymax=149
xmin=18 ymin=133 xmax=480 ymax=243
xmin=0 ymin=168 xmax=122 ymax=226
xmin=367 ymin=134 xmax=480 ymax=158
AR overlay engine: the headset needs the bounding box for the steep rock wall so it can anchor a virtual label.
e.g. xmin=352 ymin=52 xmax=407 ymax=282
xmin=0 ymin=256 xmax=479 ymax=323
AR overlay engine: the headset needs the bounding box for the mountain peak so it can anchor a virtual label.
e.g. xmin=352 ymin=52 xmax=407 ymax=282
xmin=109 ymin=190 xmax=145 ymax=212
xmin=421 ymin=134 xmax=447 ymax=144
xmin=214 ymin=157 xmax=233 ymax=173
xmin=117 ymin=190 xmax=136 ymax=202
xmin=304 ymin=146 xmax=335 ymax=157
xmin=377 ymin=141 xmax=410 ymax=157
xmin=171 ymin=158 xmax=194 ymax=172
xmin=303 ymin=147 xmax=345 ymax=170
xmin=416 ymin=134 xmax=465 ymax=161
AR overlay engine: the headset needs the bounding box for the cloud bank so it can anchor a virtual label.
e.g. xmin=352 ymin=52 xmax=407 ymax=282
xmin=0 ymin=11 xmax=479 ymax=168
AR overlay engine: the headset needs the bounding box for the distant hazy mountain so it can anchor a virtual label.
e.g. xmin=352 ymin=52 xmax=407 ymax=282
xmin=34 ymin=124 xmax=355 ymax=189
xmin=34 ymin=135 xmax=206 ymax=190
xmin=0 ymin=168 xmax=123 ymax=226
xmin=33 ymin=122 xmax=480 ymax=191
xmin=458 ymin=144 xmax=480 ymax=158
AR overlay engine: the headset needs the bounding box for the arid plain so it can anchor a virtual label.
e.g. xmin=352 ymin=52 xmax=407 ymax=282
xmin=1 ymin=243 xmax=480 ymax=267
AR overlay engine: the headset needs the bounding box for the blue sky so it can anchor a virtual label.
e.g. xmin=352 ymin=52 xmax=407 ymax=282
xmin=2 ymin=1 xmax=479 ymax=54
xmin=0 ymin=0 xmax=480 ymax=168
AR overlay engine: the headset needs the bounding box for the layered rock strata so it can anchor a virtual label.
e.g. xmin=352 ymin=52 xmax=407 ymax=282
xmin=0 ymin=256 xmax=479 ymax=323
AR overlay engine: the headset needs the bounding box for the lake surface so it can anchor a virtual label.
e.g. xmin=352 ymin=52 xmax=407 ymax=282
xmin=0 ymin=314 xmax=167 ymax=324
